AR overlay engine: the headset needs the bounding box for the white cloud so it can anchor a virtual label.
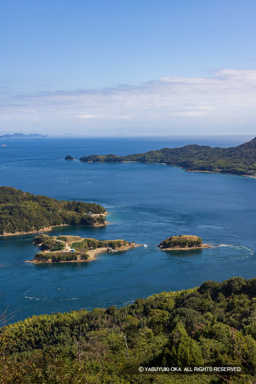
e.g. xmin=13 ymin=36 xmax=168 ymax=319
xmin=1 ymin=69 xmax=256 ymax=135
xmin=76 ymin=114 xmax=131 ymax=120
xmin=76 ymin=114 xmax=97 ymax=119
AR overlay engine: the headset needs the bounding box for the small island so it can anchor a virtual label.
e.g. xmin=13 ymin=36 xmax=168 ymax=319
xmin=158 ymin=235 xmax=211 ymax=251
xmin=27 ymin=234 xmax=140 ymax=263
xmin=0 ymin=187 xmax=107 ymax=236
xmin=65 ymin=155 xmax=75 ymax=161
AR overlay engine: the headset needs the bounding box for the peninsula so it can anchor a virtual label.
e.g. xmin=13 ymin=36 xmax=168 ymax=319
xmin=78 ymin=136 xmax=256 ymax=176
xmin=28 ymin=234 xmax=140 ymax=263
xmin=0 ymin=187 xmax=107 ymax=236
xmin=158 ymin=235 xmax=211 ymax=251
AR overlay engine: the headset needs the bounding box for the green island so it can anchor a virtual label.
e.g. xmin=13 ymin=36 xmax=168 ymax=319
xmin=0 ymin=186 xmax=107 ymax=236
xmin=159 ymin=235 xmax=211 ymax=251
xmin=1 ymin=276 xmax=256 ymax=383
xmin=27 ymin=234 xmax=140 ymax=263
xmin=78 ymin=137 xmax=256 ymax=176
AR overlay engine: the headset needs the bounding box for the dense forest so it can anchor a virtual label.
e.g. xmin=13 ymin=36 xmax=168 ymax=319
xmin=1 ymin=277 xmax=256 ymax=383
xmin=79 ymin=137 xmax=256 ymax=176
xmin=0 ymin=187 xmax=106 ymax=235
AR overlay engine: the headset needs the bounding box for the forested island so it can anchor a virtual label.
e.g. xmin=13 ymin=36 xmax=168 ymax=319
xmin=159 ymin=235 xmax=211 ymax=251
xmin=65 ymin=154 xmax=75 ymax=161
xmin=78 ymin=137 xmax=256 ymax=176
xmin=0 ymin=187 xmax=107 ymax=236
xmin=1 ymin=276 xmax=256 ymax=383
xmin=28 ymin=234 xmax=139 ymax=263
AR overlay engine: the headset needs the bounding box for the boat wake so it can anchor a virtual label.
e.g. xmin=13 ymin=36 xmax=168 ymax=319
xmin=23 ymin=291 xmax=78 ymax=302
xmin=219 ymin=244 xmax=254 ymax=255
xmin=24 ymin=294 xmax=47 ymax=302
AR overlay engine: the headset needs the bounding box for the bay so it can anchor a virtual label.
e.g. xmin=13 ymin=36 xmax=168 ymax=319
xmin=0 ymin=136 xmax=255 ymax=322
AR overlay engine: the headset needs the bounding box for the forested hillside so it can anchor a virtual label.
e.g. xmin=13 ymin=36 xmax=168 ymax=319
xmin=79 ymin=137 xmax=256 ymax=176
xmin=1 ymin=277 xmax=256 ymax=383
xmin=0 ymin=187 xmax=106 ymax=235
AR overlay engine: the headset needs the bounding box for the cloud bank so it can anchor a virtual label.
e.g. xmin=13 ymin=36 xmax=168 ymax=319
xmin=1 ymin=69 xmax=256 ymax=136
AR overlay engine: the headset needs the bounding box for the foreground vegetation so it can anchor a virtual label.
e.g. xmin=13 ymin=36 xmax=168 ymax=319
xmin=0 ymin=187 xmax=106 ymax=235
xmin=31 ymin=234 xmax=134 ymax=263
xmin=79 ymin=137 xmax=256 ymax=176
xmin=1 ymin=277 xmax=256 ymax=383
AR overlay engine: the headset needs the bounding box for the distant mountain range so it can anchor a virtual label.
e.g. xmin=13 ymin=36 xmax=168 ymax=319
xmin=0 ymin=133 xmax=47 ymax=138
xmin=79 ymin=136 xmax=256 ymax=176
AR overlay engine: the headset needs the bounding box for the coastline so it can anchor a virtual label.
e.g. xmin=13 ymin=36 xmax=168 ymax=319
xmin=26 ymin=243 xmax=142 ymax=264
xmin=81 ymin=159 xmax=256 ymax=179
xmin=0 ymin=225 xmax=69 ymax=238
xmin=160 ymin=244 xmax=212 ymax=251
xmin=0 ymin=213 xmax=109 ymax=237
xmin=186 ymin=169 xmax=256 ymax=178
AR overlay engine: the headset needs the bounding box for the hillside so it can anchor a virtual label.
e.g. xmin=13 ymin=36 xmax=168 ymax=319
xmin=1 ymin=277 xmax=256 ymax=383
xmin=79 ymin=137 xmax=256 ymax=176
xmin=0 ymin=187 xmax=106 ymax=235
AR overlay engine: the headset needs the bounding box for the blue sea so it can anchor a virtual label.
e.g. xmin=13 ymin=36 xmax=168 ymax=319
xmin=0 ymin=136 xmax=255 ymax=323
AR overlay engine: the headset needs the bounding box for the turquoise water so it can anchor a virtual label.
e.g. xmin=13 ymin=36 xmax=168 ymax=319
xmin=0 ymin=136 xmax=255 ymax=322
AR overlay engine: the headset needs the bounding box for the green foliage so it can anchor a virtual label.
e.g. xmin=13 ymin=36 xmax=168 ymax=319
xmin=32 ymin=235 xmax=130 ymax=263
xmin=0 ymin=186 xmax=106 ymax=235
xmin=71 ymin=238 xmax=128 ymax=251
xmin=34 ymin=252 xmax=79 ymax=262
xmin=1 ymin=277 xmax=256 ymax=383
xmin=80 ymin=253 xmax=89 ymax=260
xmin=38 ymin=237 xmax=65 ymax=251
xmin=80 ymin=137 xmax=256 ymax=176
xmin=56 ymin=236 xmax=68 ymax=241
xmin=159 ymin=235 xmax=203 ymax=249
xmin=108 ymin=240 xmax=128 ymax=249
xmin=71 ymin=238 xmax=104 ymax=250
xmin=162 ymin=323 xmax=204 ymax=367
xmin=33 ymin=234 xmax=49 ymax=244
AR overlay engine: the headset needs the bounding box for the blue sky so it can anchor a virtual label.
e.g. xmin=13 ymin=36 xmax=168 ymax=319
xmin=1 ymin=0 xmax=256 ymax=136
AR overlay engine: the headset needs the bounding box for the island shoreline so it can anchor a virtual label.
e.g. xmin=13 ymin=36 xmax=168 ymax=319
xmin=0 ymin=218 xmax=109 ymax=237
xmin=26 ymin=243 xmax=142 ymax=264
xmin=160 ymin=244 xmax=213 ymax=251
xmin=80 ymin=159 xmax=256 ymax=178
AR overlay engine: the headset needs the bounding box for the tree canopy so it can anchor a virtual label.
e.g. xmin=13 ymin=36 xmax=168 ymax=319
xmin=0 ymin=186 xmax=106 ymax=235
xmin=1 ymin=276 xmax=256 ymax=383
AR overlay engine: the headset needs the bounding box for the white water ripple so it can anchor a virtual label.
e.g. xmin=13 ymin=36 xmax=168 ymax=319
xmin=219 ymin=244 xmax=254 ymax=255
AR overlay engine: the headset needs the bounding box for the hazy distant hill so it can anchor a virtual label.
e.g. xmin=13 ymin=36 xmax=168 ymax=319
xmin=0 ymin=133 xmax=47 ymax=138
xmin=79 ymin=137 xmax=256 ymax=176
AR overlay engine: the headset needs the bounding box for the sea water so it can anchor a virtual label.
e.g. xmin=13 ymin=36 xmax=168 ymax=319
xmin=0 ymin=136 xmax=255 ymax=322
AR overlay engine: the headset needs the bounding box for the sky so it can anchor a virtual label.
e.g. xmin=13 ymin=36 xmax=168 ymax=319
xmin=1 ymin=0 xmax=256 ymax=137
